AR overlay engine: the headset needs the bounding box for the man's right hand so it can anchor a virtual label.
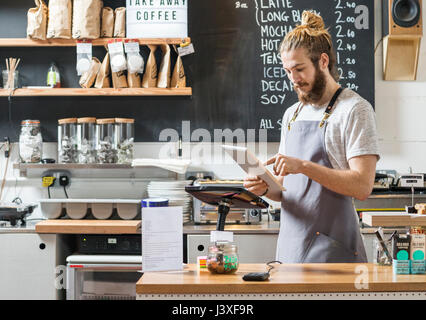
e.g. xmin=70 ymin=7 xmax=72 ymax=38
xmin=243 ymin=175 xmax=268 ymax=196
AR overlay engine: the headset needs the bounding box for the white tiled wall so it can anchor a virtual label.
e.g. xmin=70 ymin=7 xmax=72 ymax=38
xmin=374 ymin=0 xmax=426 ymax=173
xmin=0 ymin=0 xmax=425 ymax=219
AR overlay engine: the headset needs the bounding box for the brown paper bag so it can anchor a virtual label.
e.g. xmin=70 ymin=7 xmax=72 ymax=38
xmin=79 ymin=57 xmax=101 ymax=88
xmin=171 ymin=45 xmax=186 ymax=88
xmin=72 ymin=0 xmax=103 ymax=39
xmin=27 ymin=0 xmax=48 ymax=40
xmin=142 ymin=45 xmax=158 ymax=88
xmin=157 ymin=44 xmax=171 ymax=88
xmin=127 ymin=72 xmax=141 ymax=88
xmin=101 ymin=7 xmax=114 ymax=38
xmin=47 ymin=0 xmax=72 ymax=39
xmin=112 ymin=71 xmax=128 ymax=88
xmin=94 ymin=53 xmax=111 ymax=88
xmin=113 ymin=7 xmax=126 ymax=38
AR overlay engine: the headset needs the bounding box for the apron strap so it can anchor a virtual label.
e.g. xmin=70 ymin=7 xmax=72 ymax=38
xmin=288 ymin=87 xmax=344 ymax=131
xmin=319 ymin=87 xmax=344 ymax=128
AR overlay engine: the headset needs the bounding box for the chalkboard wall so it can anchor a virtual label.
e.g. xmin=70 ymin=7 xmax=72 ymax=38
xmin=0 ymin=0 xmax=374 ymax=143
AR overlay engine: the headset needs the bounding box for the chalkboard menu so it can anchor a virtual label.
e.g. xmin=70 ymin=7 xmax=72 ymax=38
xmin=0 ymin=0 xmax=374 ymax=142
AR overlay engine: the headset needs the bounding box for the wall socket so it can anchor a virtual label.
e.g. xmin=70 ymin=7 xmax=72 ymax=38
xmin=42 ymin=170 xmax=71 ymax=188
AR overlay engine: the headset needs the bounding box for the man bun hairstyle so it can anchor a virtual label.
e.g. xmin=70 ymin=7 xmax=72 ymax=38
xmin=280 ymin=10 xmax=340 ymax=81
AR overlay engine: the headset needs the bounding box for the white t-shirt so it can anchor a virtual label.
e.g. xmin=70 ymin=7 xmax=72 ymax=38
xmin=278 ymin=88 xmax=380 ymax=170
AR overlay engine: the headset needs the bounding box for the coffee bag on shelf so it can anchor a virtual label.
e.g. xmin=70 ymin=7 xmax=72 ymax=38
xmin=142 ymin=45 xmax=158 ymax=88
xmin=94 ymin=52 xmax=111 ymax=88
xmin=27 ymin=0 xmax=48 ymax=40
xmin=46 ymin=0 xmax=72 ymax=39
xmin=127 ymin=72 xmax=141 ymax=88
xmin=171 ymin=45 xmax=186 ymax=88
xmin=72 ymin=0 xmax=103 ymax=39
xmin=79 ymin=57 xmax=101 ymax=88
xmin=101 ymin=7 xmax=114 ymax=38
xmin=113 ymin=7 xmax=126 ymax=38
xmin=157 ymin=44 xmax=171 ymax=88
xmin=112 ymin=71 xmax=128 ymax=88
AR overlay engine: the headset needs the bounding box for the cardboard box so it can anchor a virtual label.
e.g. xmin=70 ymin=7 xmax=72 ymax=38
xmin=410 ymin=233 xmax=426 ymax=274
xmin=392 ymin=234 xmax=411 ymax=274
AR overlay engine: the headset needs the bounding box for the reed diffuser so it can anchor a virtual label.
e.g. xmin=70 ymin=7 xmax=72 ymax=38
xmin=4 ymin=57 xmax=20 ymax=89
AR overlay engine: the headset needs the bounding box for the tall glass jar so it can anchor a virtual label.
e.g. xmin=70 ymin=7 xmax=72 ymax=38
xmin=115 ymin=118 xmax=134 ymax=164
xmin=58 ymin=118 xmax=78 ymax=163
xmin=206 ymin=241 xmax=239 ymax=274
xmin=96 ymin=118 xmax=117 ymax=163
xmin=19 ymin=120 xmax=43 ymax=163
xmin=77 ymin=117 xmax=97 ymax=164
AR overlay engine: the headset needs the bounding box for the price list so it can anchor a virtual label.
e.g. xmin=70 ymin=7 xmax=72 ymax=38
xmin=234 ymin=0 xmax=373 ymax=136
xmin=333 ymin=0 xmax=370 ymax=92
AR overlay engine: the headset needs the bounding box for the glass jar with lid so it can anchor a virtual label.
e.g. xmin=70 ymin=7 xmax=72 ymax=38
xmin=77 ymin=117 xmax=97 ymax=164
xmin=19 ymin=120 xmax=43 ymax=163
xmin=115 ymin=118 xmax=134 ymax=164
xmin=58 ymin=118 xmax=78 ymax=163
xmin=206 ymin=241 xmax=239 ymax=274
xmin=96 ymin=118 xmax=117 ymax=163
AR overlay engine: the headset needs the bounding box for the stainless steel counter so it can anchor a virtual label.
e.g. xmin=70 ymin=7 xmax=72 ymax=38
xmin=0 ymin=220 xmax=40 ymax=233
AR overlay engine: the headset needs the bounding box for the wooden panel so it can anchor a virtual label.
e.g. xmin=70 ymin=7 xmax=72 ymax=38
xmin=0 ymin=88 xmax=192 ymax=97
xmin=35 ymin=220 xmax=141 ymax=234
xmin=362 ymin=212 xmax=426 ymax=227
xmin=383 ymin=35 xmax=422 ymax=80
xmin=136 ymin=263 xmax=426 ymax=294
xmin=0 ymin=37 xmax=191 ymax=47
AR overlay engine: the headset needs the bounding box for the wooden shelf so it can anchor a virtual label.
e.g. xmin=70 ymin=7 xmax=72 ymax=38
xmin=362 ymin=212 xmax=426 ymax=227
xmin=0 ymin=37 xmax=191 ymax=47
xmin=35 ymin=219 xmax=141 ymax=234
xmin=0 ymin=87 xmax=192 ymax=97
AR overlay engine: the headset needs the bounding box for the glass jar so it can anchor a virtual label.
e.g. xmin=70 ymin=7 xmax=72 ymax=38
xmin=115 ymin=118 xmax=134 ymax=164
xmin=96 ymin=118 xmax=117 ymax=163
xmin=19 ymin=120 xmax=42 ymax=163
xmin=58 ymin=118 xmax=78 ymax=163
xmin=206 ymin=241 xmax=239 ymax=274
xmin=77 ymin=117 xmax=97 ymax=164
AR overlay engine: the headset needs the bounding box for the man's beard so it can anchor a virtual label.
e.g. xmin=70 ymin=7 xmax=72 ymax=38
xmin=295 ymin=66 xmax=327 ymax=105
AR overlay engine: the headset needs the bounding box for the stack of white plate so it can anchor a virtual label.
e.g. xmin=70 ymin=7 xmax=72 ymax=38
xmin=147 ymin=180 xmax=193 ymax=223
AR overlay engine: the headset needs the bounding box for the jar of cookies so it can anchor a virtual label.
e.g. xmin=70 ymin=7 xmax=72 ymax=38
xmin=206 ymin=241 xmax=239 ymax=274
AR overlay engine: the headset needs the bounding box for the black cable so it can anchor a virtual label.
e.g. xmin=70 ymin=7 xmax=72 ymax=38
xmin=48 ymin=186 xmax=51 ymax=199
xmin=63 ymin=186 xmax=69 ymax=199
xmin=266 ymin=260 xmax=282 ymax=274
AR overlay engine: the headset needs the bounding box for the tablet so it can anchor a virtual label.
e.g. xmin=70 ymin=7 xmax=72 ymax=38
xmin=222 ymin=145 xmax=285 ymax=198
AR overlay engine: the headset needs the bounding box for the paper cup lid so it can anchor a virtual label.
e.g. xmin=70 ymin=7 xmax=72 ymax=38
xmin=141 ymin=198 xmax=169 ymax=207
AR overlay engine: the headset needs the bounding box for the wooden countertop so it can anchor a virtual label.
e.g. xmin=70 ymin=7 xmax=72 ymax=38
xmin=35 ymin=220 xmax=141 ymax=234
xmin=136 ymin=263 xmax=426 ymax=294
xmin=34 ymin=220 xmax=280 ymax=234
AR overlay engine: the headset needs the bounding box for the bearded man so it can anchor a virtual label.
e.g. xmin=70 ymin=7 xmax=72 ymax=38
xmin=244 ymin=11 xmax=380 ymax=263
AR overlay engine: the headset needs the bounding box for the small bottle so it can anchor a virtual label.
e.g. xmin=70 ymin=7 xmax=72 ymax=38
xmin=47 ymin=62 xmax=61 ymax=88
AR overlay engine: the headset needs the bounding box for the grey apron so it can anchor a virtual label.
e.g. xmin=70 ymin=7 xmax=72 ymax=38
xmin=276 ymin=90 xmax=367 ymax=263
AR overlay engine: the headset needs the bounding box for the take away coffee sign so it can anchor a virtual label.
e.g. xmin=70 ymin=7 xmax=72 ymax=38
xmin=126 ymin=0 xmax=188 ymax=38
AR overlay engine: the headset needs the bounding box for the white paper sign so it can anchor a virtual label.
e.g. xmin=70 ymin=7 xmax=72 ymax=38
xmin=142 ymin=206 xmax=183 ymax=272
xmin=126 ymin=0 xmax=188 ymax=38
